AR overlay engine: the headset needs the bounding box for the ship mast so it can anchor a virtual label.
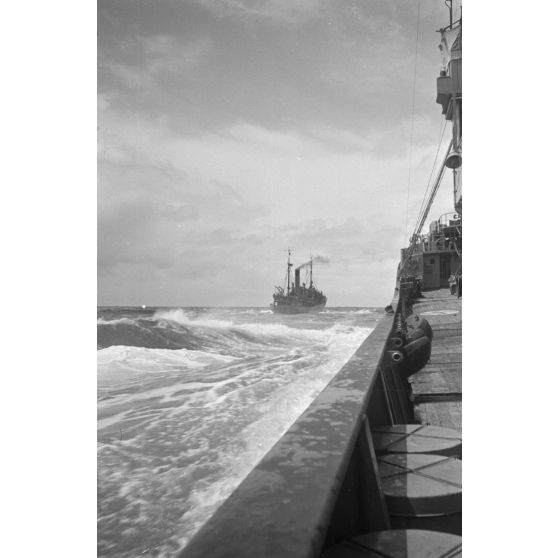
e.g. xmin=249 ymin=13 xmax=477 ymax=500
xmin=445 ymin=0 xmax=453 ymax=27
xmin=286 ymin=248 xmax=293 ymax=293
xmin=309 ymin=255 xmax=313 ymax=287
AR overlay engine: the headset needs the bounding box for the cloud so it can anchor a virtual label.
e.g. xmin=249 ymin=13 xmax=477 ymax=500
xmin=97 ymin=150 xmax=261 ymax=276
xmin=97 ymin=0 xmax=454 ymax=305
xmin=98 ymin=33 xmax=212 ymax=105
xmin=97 ymin=102 xmax=453 ymax=305
xmin=98 ymin=0 xmax=447 ymax=137
xmin=194 ymin=0 xmax=324 ymax=25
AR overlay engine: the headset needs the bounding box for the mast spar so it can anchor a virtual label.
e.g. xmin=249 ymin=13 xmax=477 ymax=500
xmin=445 ymin=0 xmax=453 ymax=26
xmin=310 ymin=255 xmax=313 ymax=287
xmin=286 ymin=248 xmax=293 ymax=293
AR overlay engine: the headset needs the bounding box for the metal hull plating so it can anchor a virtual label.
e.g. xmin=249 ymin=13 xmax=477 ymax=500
xmin=270 ymin=302 xmax=326 ymax=314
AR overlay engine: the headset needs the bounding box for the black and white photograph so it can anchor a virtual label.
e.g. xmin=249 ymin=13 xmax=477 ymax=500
xmin=8 ymin=1 xmax=558 ymax=557
xmin=97 ymin=1 xmax=462 ymax=556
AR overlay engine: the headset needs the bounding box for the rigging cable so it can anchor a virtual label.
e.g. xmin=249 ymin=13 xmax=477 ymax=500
xmin=413 ymin=116 xmax=448 ymax=237
xmin=404 ymin=0 xmax=422 ymax=242
xmin=398 ymin=140 xmax=452 ymax=278
xmin=413 ymin=140 xmax=451 ymax=240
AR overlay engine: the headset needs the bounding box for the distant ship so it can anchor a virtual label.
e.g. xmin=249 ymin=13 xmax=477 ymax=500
xmin=270 ymin=250 xmax=327 ymax=314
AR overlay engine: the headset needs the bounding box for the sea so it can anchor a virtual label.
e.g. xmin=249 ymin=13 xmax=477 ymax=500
xmin=97 ymin=306 xmax=383 ymax=557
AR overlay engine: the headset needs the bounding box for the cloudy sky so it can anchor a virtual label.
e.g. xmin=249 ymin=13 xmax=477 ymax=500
xmin=98 ymin=0 xmax=460 ymax=307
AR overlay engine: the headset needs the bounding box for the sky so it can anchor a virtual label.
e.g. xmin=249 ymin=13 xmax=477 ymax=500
xmin=98 ymin=0 xmax=460 ymax=307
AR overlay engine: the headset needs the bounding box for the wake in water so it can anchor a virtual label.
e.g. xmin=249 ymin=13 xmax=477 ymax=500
xmin=97 ymin=306 xmax=381 ymax=557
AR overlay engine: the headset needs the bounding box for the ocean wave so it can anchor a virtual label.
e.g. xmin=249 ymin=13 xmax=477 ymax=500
xmin=97 ymin=316 xmax=137 ymax=325
xmin=154 ymin=308 xmax=367 ymax=343
xmin=323 ymin=308 xmax=375 ymax=315
xmin=98 ymin=345 xmax=237 ymax=370
xmin=153 ymin=308 xmax=232 ymax=329
xmin=97 ymin=317 xmax=200 ymax=351
xmin=97 ymin=307 xmax=376 ymax=367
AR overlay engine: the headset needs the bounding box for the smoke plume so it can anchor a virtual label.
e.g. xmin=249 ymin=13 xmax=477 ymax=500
xmin=296 ymin=255 xmax=330 ymax=270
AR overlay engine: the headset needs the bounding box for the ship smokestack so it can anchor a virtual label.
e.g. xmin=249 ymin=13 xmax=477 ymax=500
xmin=295 ymin=268 xmax=300 ymax=290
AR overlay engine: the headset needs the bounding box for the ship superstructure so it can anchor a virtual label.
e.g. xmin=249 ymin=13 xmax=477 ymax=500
xmin=399 ymin=10 xmax=462 ymax=298
xmin=400 ymin=210 xmax=462 ymax=296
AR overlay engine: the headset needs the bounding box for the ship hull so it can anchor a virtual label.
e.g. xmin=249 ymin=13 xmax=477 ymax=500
xmin=270 ymin=302 xmax=326 ymax=314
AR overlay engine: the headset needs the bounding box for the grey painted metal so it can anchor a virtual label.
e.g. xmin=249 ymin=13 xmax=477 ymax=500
xmin=377 ymin=453 xmax=462 ymax=535
xmin=361 ymin=417 xmax=391 ymax=526
xmin=372 ymin=424 xmax=462 ymax=458
xmin=322 ymin=529 xmax=462 ymax=558
xmin=179 ymin=304 xmax=398 ymax=558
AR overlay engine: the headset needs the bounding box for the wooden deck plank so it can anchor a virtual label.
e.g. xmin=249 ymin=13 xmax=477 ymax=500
xmin=415 ymin=402 xmax=462 ymax=434
xmin=410 ymin=370 xmax=462 ymax=395
xmin=408 ymin=289 xmax=462 ymax=432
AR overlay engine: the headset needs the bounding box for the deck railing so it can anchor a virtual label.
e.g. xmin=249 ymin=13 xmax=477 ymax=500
xmin=416 ymin=239 xmax=461 ymax=253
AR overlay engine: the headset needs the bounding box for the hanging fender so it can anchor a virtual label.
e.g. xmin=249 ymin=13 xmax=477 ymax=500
xmin=405 ymin=314 xmax=433 ymax=341
xmin=401 ymin=336 xmax=432 ymax=377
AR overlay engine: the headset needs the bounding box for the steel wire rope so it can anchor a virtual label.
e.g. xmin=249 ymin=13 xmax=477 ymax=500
xmin=413 ymin=141 xmax=451 ymax=240
xmin=410 ymin=140 xmax=451 ymax=244
xmin=404 ymin=0 xmax=422 ymax=242
xmin=412 ymin=116 xmax=448 ymax=238
xmin=397 ymin=140 xmax=451 ymax=279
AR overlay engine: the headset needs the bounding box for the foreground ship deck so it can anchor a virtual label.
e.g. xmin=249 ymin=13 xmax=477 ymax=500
xmin=180 ymin=285 xmax=462 ymax=558
xmin=408 ymin=289 xmax=462 ymax=432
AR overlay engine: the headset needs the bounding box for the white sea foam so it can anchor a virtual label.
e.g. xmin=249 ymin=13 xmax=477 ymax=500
xmin=153 ymin=307 xmax=367 ymax=343
xmin=173 ymin=323 xmax=371 ymax=546
xmin=97 ymin=316 xmax=137 ymax=325
xmin=154 ymin=308 xmax=233 ymax=329
xmin=97 ymin=347 xmax=239 ymax=397
xmin=98 ymin=345 xmax=236 ymax=371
